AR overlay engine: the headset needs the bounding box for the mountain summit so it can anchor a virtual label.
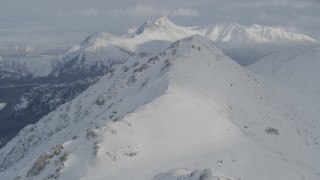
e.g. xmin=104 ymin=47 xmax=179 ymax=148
xmin=133 ymin=16 xmax=196 ymax=41
xmin=136 ymin=16 xmax=177 ymax=33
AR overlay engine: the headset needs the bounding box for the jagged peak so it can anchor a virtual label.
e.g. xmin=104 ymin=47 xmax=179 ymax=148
xmin=148 ymin=16 xmax=174 ymax=27
xmin=136 ymin=16 xmax=179 ymax=34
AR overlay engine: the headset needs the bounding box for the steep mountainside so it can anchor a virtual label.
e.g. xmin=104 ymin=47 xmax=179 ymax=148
xmin=0 ymin=35 xmax=319 ymax=180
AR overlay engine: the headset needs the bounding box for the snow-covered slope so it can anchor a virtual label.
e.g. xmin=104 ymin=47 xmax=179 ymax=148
xmin=249 ymin=45 xmax=320 ymax=123
xmin=0 ymin=35 xmax=319 ymax=180
xmin=249 ymin=45 xmax=320 ymax=91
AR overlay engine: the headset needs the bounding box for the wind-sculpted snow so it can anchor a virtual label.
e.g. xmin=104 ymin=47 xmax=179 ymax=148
xmin=0 ymin=35 xmax=319 ymax=180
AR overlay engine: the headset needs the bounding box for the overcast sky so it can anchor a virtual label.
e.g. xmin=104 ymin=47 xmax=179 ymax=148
xmin=1 ymin=0 xmax=320 ymax=38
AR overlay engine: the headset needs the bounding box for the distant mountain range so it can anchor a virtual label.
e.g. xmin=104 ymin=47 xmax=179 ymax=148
xmin=0 ymin=17 xmax=317 ymax=80
xmin=131 ymin=16 xmax=316 ymax=43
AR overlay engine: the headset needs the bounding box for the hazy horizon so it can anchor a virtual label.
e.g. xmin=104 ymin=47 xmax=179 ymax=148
xmin=1 ymin=0 xmax=320 ymax=40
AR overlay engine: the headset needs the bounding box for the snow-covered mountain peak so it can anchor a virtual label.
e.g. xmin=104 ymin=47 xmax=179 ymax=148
xmin=133 ymin=17 xmax=197 ymax=41
xmin=136 ymin=16 xmax=177 ymax=34
xmin=77 ymin=32 xmax=117 ymax=51
xmin=147 ymin=16 xmax=175 ymax=28
xmin=81 ymin=32 xmax=109 ymax=46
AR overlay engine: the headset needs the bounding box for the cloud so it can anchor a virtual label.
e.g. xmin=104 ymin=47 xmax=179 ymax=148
xmin=170 ymin=8 xmax=200 ymax=17
xmin=219 ymin=0 xmax=319 ymax=10
xmin=55 ymin=9 xmax=100 ymax=17
xmin=72 ymin=8 xmax=99 ymax=17
xmin=257 ymin=12 xmax=267 ymax=22
xmin=54 ymin=5 xmax=199 ymax=18
xmin=130 ymin=5 xmax=165 ymax=16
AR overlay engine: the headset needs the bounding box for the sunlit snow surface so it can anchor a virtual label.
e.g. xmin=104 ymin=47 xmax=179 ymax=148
xmin=0 ymin=35 xmax=319 ymax=180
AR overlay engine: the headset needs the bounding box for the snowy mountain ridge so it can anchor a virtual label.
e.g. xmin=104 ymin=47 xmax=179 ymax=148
xmin=132 ymin=17 xmax=317 ymax=43
xmin=1 ymin=35 xmax=319 ymax=180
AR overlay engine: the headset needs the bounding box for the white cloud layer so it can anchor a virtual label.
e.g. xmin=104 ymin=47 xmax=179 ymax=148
xmin=219 ymin=0 xmax=319 ymax=10
xmin=170 ymin=8 xmax=200 ymax=17
xmin=55 ymin=6 xmax=199 ymax=18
